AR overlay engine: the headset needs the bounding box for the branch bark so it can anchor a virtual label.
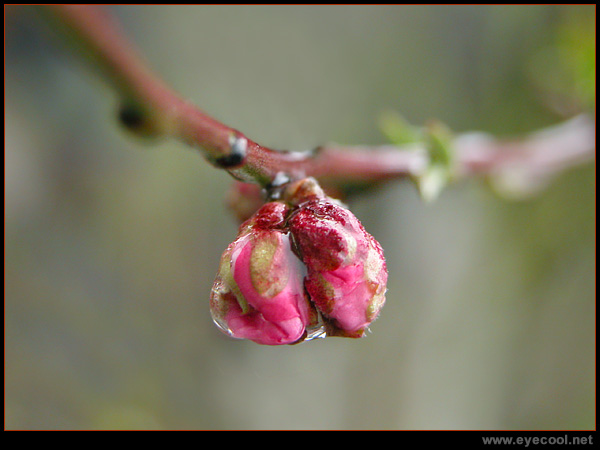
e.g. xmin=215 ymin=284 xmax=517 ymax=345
xmin=37 ymin=5 xmax=595 ymax=195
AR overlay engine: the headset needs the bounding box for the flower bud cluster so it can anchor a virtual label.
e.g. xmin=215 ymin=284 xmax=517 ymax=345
xmin=210 ymin=178 xmax=388 ymax=345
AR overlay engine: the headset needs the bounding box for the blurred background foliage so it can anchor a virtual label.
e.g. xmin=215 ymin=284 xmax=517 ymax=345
xmin=5 ymin=5 xmax=595 ymax=430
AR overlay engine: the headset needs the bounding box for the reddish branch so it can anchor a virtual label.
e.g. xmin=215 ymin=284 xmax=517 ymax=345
xmin=38 ymin=5 xmax=595 ymax=194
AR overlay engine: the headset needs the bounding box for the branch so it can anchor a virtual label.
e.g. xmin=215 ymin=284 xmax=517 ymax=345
xmin=37 ymin=5 xmax=595 ymax=195
xmin=39 ymin=5 xmax=277 ymax=184
xmin=452 ymin=114 xmax=596 ymax=198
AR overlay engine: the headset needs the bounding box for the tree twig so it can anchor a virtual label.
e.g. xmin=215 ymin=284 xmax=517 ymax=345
xmin=38 ymin=5 xmax=595 ymax=195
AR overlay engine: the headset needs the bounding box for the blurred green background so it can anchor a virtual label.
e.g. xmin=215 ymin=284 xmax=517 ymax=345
xmin=5 ymin=5 xmax=595 ymax=430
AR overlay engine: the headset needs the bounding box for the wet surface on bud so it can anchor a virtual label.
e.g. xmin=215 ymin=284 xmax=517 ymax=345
xmin=210 ymin=202 xmax=317 ymax=345
xmin=210 ymin=177 xmax=388 ymax=345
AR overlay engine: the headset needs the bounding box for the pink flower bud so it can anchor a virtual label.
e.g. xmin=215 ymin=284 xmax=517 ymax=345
xmin=287 ymin=179 xmax=388 ymax=338
xmin=210 ymin=202 xmax=317 ymax=345
xmin=211 ymin=177 xmax=388 ymax=344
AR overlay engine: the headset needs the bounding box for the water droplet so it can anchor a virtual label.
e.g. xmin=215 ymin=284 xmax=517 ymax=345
xmin=304 ymin=323 xmax=328 ymax=341
xmin=302 ymin=310 xmax=328 ymax=342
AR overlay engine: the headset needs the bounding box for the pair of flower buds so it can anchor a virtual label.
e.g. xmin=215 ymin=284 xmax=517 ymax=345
xmin=210 ymin=177 xmax=388 ymax=345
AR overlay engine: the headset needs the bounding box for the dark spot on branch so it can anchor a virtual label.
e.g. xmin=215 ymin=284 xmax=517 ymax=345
xmin=118 ymin=103 xmax=146 ymax=130
xmin=215 ymin=151 xmax=245 ymax=168
xmin=215 ymin=136 xmax=247 ymax=168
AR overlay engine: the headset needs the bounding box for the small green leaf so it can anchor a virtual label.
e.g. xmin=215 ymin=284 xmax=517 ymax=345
xmin=416 ymin=166 xmax=449 ymax=202
xmin=379 ymin=111 xmax=455 ymax=202
xmin=378 ymin=110 xmax=422 ymax=145
xmin=424 ymin=120 xmax=454 ymax=168
xmin=415 ymin=121 xmax=455 ymax=202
